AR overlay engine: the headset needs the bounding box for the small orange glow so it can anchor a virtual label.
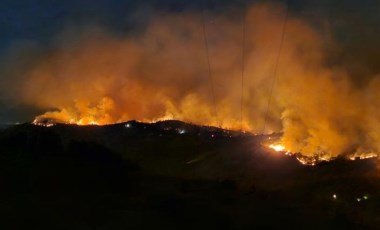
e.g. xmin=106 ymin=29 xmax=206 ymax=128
xmin=77 ymin=119 xmax=100 ymax=126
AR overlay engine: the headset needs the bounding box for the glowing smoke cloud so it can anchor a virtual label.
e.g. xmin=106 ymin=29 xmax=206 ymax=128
xmin=2 ymin=3 xmax=380 ymax=161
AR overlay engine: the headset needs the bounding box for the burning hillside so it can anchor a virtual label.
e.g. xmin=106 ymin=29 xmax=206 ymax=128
xmin=30 ymin=118 xmax=379 ymax=166
xmin=266 ymin=141 xmax=378 ymax=166
xmin=3 ymin=2 xmax=380 ymax=162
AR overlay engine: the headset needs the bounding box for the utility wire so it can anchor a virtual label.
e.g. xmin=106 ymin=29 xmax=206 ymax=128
xmin=201 ymin=1 xmax=218 ymax=126
xmin=240 ymin=5 xmax=247 ymax=131
xmin=262 ymin=1 xmax=289 ymax=133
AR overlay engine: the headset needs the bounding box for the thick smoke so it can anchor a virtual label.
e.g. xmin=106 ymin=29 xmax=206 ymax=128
xmin=2 ymin=3 xmax=380 ymax=160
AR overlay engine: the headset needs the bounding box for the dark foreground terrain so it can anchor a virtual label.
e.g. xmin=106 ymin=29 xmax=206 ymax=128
xmin=0 ymin=120 xmax=379 ymax=229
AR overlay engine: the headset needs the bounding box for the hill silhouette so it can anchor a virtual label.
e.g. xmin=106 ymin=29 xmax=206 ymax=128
xmin=0 ymin=120 xmax=379 ymax=229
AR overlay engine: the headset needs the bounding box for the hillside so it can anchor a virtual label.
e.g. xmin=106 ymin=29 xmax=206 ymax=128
xmin=0 ymin=121 xmax=379 ymax=229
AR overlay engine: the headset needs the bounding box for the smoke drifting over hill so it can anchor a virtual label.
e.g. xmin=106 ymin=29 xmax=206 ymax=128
xmin=2 ymin=2 xmax=380 ymax=160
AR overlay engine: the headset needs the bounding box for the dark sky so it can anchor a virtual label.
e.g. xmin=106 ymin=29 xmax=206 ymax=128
xmin=2 ymin=0 xmax=378 ymax=52
xmin=0 ymin=0 xmax=379 ymax=123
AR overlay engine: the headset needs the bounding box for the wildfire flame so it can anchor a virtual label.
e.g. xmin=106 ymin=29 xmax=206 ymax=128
xmin=347 ymin=152 xmax=378 ymax=161
xmin=265 ymin=140 xmax=378 ymax=166
xmin=268 ymin=144 xmax=286 ymax=152
xmin=4 ymin=3 xmax=379 ymax=165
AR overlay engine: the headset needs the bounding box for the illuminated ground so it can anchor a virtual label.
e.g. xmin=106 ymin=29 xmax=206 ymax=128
xmin=0 ymin=120 xmax=379 ymax=229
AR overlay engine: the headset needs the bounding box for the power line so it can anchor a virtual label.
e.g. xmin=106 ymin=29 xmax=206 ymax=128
xmin=262 ymin=1 xmax=289 ymax=134
xmin=240 ymin=5 xmax=247 ymax=131
xmin=201 ymin=1 xmax=218 ymax=125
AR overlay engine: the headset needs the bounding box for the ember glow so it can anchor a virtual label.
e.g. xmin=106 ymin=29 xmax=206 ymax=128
xmin=3 ymin=2 xmax=380 ymax=163
xmin=268 ymin=144 xmax=286 ymax=152
xmin=347 ymin=152 xmax=378 ymax=161
xmin=265 ymin=139 xmax=378 ymax=165
xmin=32 ymin=119 xmax=55 ymax=127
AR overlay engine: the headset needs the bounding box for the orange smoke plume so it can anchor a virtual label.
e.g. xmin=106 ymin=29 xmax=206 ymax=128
xmin=4 ymin=3 xmax=380 ymax=161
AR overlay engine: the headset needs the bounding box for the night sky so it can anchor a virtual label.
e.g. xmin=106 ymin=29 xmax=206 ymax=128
xmin=0 ymin=0 xmax=380 ymax=123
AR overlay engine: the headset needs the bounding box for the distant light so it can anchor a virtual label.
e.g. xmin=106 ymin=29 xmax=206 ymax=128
xmin=178 ymin=129 xmax=186 ymax=134
xmin=357 ymin=198 xmax=362 ymax=202
xmin=333 ymin=194 xmax=337 ymax=199
xmin=363 ymin=195 xmax=368 ymax=200
xmin=125 ymin=123 xmax=131 ymax=128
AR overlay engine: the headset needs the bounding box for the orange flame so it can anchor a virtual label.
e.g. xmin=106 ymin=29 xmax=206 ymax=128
xmin=11 ymin=3 xmax=380 ymax=163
